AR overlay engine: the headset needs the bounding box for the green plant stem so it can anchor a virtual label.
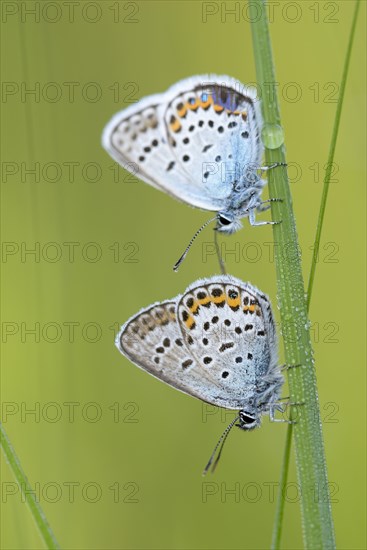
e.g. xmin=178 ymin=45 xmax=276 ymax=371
xmin=250 ymin=1 xmax=336 ymax=548
xmin=271 ymin=423 xmax=293 ymax=549
xmin=270 ymin=2 xmax=360 ymax=547
xmin=0 ymin=423 xmax=60 ymax=549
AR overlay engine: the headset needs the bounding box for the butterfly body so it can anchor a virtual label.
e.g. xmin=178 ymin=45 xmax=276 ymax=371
xmin=116 ymin=276 xmax=284 ymax=429
xmin=103 ymin=75 xmax=271 ymax=234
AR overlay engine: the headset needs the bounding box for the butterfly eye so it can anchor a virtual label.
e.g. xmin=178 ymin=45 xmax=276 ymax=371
xmin=218 ymin=215 xmax=232 ymax=226
xmin=239 ymin=411 xmax=256 ymax=425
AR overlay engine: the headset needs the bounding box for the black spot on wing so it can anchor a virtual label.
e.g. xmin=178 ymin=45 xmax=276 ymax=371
xmin=219 ymin=342 xmax=234 ymax=353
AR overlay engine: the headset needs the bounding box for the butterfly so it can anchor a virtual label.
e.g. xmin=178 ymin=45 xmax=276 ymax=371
xmin=116 ymin=275 xmax=286 ymax=472
xmin=102 ymin=75 xmax=282 ymax=244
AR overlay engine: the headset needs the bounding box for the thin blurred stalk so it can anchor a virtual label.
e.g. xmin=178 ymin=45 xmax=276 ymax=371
xmin=271 ymin=420 xmax=293 ymax=549
xmin=0 ymin=423 xmax=60 ymax=549
xmin=271 ymin=2 xmax=360 ymax=547
xmin=307 ymin=0 xmax=360 ymax=307
xmin=250 ymin=1 xmax=336 ymax=548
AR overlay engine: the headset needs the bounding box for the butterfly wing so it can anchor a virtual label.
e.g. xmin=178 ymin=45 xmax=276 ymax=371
xmin=176 ymin=275 xmax=279 ymax=409
xmin=117 ymin=299 xmax=228 ymax=405
xmin=102 ymin=93 xmax=211 ymax=204
xmin=163 ymin=75 xmax=263 ymax=199
xmin=102 ymin=75 xmax=263 ymax=211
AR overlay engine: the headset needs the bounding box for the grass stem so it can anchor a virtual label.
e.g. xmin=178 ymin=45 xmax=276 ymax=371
xmin=250 ymin=1 xmax=337 ymax=547
xmin=269 ymin=2 xmax=360 ymax=546
xmin=0 ymin=423 xmax=60 ymax=549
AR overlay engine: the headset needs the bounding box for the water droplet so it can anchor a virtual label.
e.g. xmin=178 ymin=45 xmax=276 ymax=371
xmin=261 ymin=123 xmax=284 ymax=149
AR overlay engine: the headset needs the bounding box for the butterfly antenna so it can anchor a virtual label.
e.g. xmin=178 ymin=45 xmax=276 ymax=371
xmin=202 ymin=415 xmax=240 ymax=476
xmin=173 ymin=216 xmax=217 ymax=272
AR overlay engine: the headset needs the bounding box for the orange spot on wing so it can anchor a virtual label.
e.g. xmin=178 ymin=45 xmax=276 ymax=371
xmin=226 ymin=109 xmax=247 ymax=118
xmin=198 ymin=296 xmax=211 ymax=306
xmin=189 ymin=301 xmax=200 ymax=315
xmin=199 ymin=96 xmax=213 ymax=109
xmin=213 ymin=104 xmax=224 ymax=113
xmin=227 ymin=296 xmax=241 ymax=308
xmin=170 ymin=119 xmax=182 ymax=133
xmin=185 ymin=316 xmax=196 ymax=329
xmin=187 ymin=98 xmax=200 ymax=110
xmin=176 ymin=105 xmax=187 ymax=117
xmin=212 ymin=294 xmax=224 ymax=303
xmin=189 ymin=295 xmax=212 ymax=314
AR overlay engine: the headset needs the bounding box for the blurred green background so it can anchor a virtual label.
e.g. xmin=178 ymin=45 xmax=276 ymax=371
xmin=1 ymin=1 xmax=366 ymax=548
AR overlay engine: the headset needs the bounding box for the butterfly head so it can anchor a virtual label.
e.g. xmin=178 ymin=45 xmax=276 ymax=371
xmin=237 ymin=409 xmax=261 ymax=430
xmin=216 ymin=212 xmax=243 ymax=234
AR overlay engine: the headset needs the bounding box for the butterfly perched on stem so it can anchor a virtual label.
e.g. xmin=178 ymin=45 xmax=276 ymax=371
xmin=116 ymin=275 xmax=286 ymax=473
xmin=102 ymin=75 xmax=282 ymax=241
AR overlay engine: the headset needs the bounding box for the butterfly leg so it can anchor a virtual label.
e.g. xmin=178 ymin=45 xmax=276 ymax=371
xmin=279 ymin=401 xmax=306 ymax=408
xmin=269 ymin=405 xmax=294 ymax=424
xmin=256 ymin=198 xmax=283 ymax=213
xmin=280 ymin=363 xmax=303 ymax=371
xmin=269 ymin=401 xmax=305 ymax=424
xmin=249 ymin=208 xmax=281 ymax=226
xmin=256 ymin=203 xmax=270 ymax=213
xmin=259 ymin=162 xmax=287 ymax=172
